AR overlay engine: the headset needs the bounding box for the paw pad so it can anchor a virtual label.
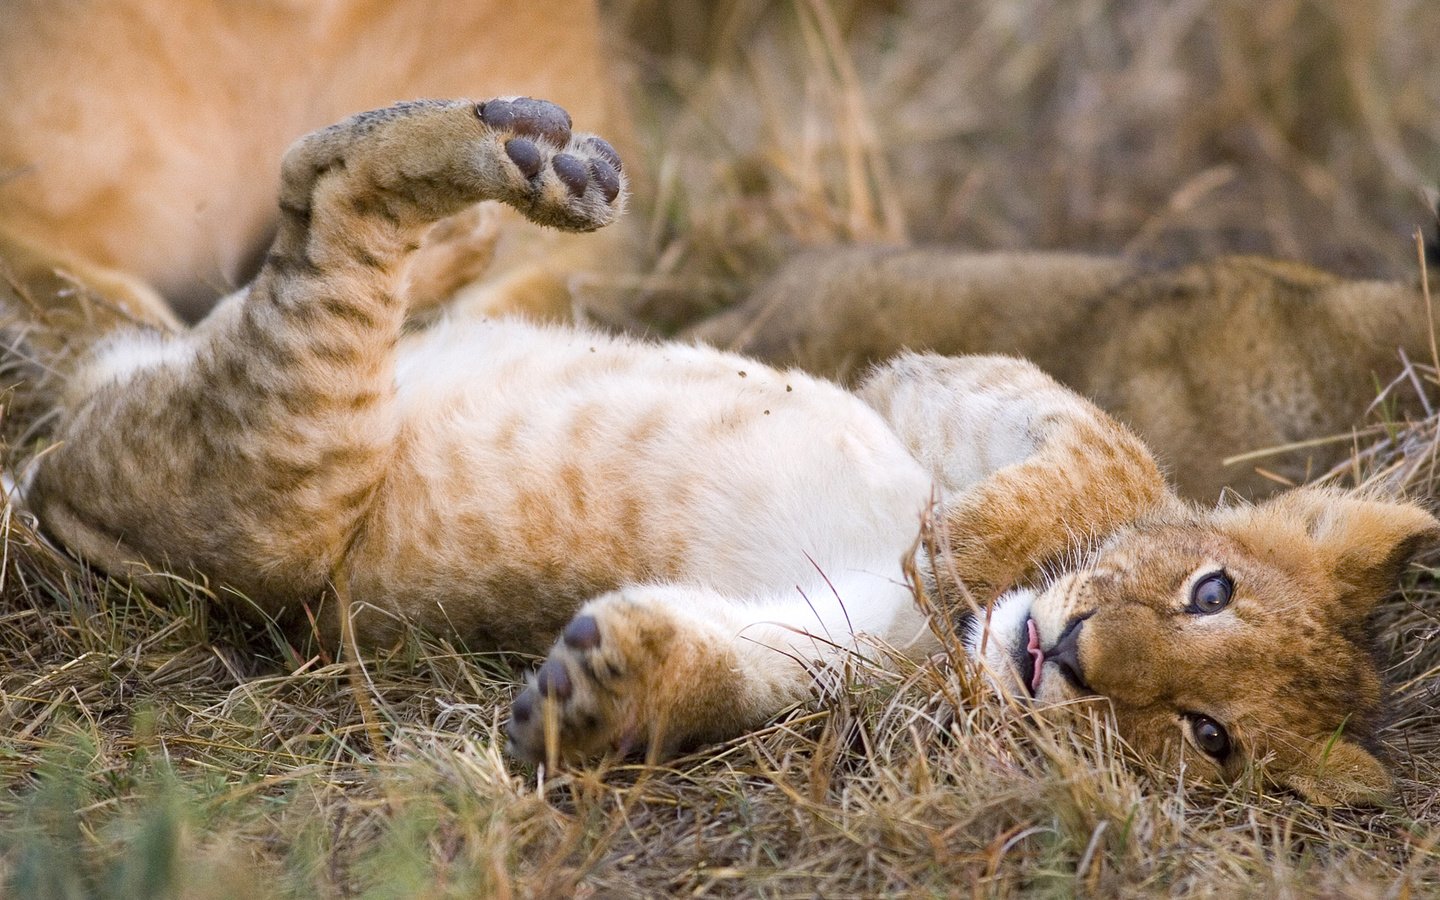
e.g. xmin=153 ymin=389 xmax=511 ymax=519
xmin=507 ymin=607 xmax=630 ymax=763
xmin=504 ymin=138 xmax=543 ymax=178
xmin=536 ymin=657 xmax=573 ymax=700
xmin=590 ymin=160 xmax=621 ymax=203
xmin=476 ymin=97 xmax=573 ymax=145
xmin=563 ymin=614 xmax=602 ymax=650
xmin=552 ymin=154 xmax=589 ymax=197
xmin=476 ymin=96 xmax=627 ymax=231
xmin=511 ymin=690 xmax=534 ymax=724
xmin=285 ymin=96 xmax=623 ymax=241
xmin=583 ymin=137 xmax=622 ymax=172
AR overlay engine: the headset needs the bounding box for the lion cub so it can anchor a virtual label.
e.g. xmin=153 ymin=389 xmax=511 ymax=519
xmin=691 ymin=246 xmax=1440 ymax=500
xmin=18 ymin=98 xmax=1436 ymax=808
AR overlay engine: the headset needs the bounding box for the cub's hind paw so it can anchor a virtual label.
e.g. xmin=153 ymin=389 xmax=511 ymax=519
xmin=505 ymin=590 xmax=751 ymax=766
xmin=280 ymin=96 xmax=627 ymax=236
xmin=506 ymin=591 xmax=805 ymax=768
xmin=473 ymin=97 xmax=626 ymax=232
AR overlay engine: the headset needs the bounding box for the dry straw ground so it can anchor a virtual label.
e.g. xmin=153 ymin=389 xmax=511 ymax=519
xmin=4 ymin=0 xmax=1440 ymax=896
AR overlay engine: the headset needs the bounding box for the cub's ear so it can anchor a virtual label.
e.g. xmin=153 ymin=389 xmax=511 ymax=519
xmin=1284 ymin=738 xmax=1392 ymax=807
xmin=1266 ymin=488 xmax=1440 ymax=613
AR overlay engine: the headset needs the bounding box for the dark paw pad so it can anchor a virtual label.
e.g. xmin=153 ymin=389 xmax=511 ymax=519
xmin=552 ymin=154 xmax=589 ymax=197
xmin=589 ymin=159 xmax=621 ymax=203
xmin=511 ymin=691 xmax=534 ymax=724
xmin=537 ymin=657 xmax=572 ymax=700
xmin=584 ymin=137 xmax=622 ymax=172
xmin=477 ymin=97 xmax=573 ymax=145
xmin=563 ymin=614 xmax=602 ymax=650
xmin=505 ymin=138 xmax=543 ymax=178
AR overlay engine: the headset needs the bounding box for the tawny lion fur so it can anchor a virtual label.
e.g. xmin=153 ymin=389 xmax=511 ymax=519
xmin=6 ymin=93 xmax=1434 ymax=809
xmin=0 ymin=0 xmax=630 ymax=326
xmin=2 ymin=1 xmax=1437 ymax=810
xmin=692 ymin=246 xmax=1440 ymax=500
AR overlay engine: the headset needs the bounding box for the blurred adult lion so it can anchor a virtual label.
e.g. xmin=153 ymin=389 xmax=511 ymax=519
xmin=0 ymin=0 xmax=631 ymax=326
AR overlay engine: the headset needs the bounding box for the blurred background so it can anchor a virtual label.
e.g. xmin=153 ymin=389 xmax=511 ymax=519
xmin=607 ymin=0 xmax=1440 ymax=327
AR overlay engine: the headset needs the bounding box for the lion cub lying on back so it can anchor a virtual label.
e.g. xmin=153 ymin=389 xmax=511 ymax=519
xmin=18 ymin=98 xmax=1437 ymax=807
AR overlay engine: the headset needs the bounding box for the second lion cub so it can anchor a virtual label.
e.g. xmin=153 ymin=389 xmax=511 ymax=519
xmin=691 ymin=245 xmax=1440 ymax=500
xmin=17 ymin=98 xmax=1437 ymax=807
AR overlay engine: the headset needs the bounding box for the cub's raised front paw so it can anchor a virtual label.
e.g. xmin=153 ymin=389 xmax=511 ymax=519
xmin=473 ymin=97 xmax=626 ymax=232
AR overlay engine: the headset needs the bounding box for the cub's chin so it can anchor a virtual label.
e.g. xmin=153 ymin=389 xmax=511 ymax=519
xmin=964 ymin=586 xmax=1089 ymax=705
xmin=964 ymin=587 xmax=1036 ymax=698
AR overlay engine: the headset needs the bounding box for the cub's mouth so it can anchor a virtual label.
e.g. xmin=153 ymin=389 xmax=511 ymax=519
xmin=1010 ymin=616 xmax=1045 ymax=697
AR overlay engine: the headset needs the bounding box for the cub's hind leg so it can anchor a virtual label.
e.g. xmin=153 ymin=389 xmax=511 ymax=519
xmin=29 ymin=98 xmax=626 ymax=623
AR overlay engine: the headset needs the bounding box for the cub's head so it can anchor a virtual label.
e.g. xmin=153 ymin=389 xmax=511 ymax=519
xmin=972 ymin=488 xmax=1439 ymax=806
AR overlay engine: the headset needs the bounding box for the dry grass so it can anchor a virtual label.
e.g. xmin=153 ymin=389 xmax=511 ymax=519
xmin=5 ymin=0 xmax=1440 ymax=896
xmin=604 ymin=0 xmax=1440 ymax=328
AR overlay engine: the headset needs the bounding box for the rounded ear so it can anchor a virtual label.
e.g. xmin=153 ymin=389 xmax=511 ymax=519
xmin=1264 ymin=488 xmax=1440 ymax=613
xmin=1283 ymin=738 xmax=1393 ymax=807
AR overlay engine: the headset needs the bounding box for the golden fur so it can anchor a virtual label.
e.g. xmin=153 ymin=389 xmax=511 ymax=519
xmin=2 ymin=1 xmax=1435 ymax=808
xmin=6 ymin=95 xmax=1434 ymax=807
xmin=0 ymin=0 xmax=631 ymax=325
xmin=1015 ymin=486 xmax=1437 ymax=806
xmin=690 ymin=248 xmax=1436 ymax=500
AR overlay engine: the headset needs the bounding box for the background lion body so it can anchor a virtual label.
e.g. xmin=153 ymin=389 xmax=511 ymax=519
xmin=695 ymin=249 xmax=1434 ymax=498
xmin=0 ymin=0 xmax=629 ymax=322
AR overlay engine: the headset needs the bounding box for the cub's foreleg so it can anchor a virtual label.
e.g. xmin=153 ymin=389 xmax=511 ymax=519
xmin=506 ymin=587 xmax=806 ymax=765
xmin=859 ymin=354 xmax=1176 ymax=601
xmin=506 ymin=574 xmax=931 ymax=765
xmin=30 ymin=99 xmax=626 ymax=613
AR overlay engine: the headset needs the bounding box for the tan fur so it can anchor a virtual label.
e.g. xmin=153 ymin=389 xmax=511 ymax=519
xmin=9 ymin=94 xmax=1435 ymax=808
xmin=690 ymin=248 xmax=1434 ymax=500
xmin=1014 ymin=488 xmax=1439 ymax=806
xmin=0 ymin=0 xmax=631 ymax=324
xmin=29 ymin=97 xmax=627 ymax=620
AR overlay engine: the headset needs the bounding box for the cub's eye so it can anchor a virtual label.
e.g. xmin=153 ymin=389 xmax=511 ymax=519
xmin=1189 ymin=571 xmax=1232 ymax=614
xmin=1186 ymin=714 xmax=1231 ymax=759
